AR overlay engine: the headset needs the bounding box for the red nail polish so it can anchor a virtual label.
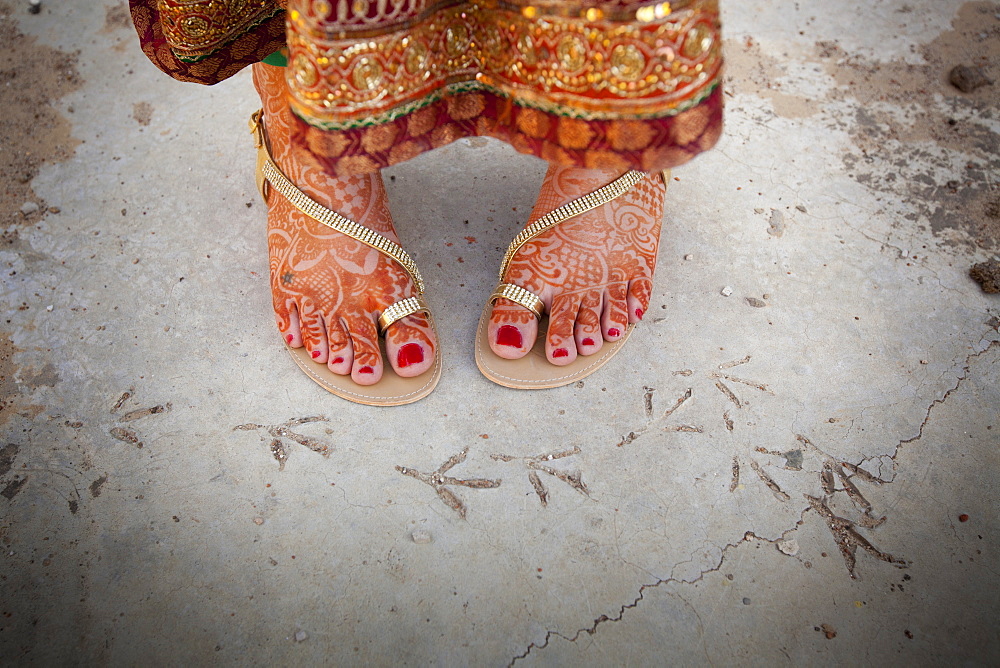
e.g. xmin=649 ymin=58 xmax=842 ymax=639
xmin=552 ymin=348 xmax=569 ymax=358
xmin=608 ymin=328 xmax=621 ymax=337
xmin=397 ymin=342 xmax=424 ymax=368
xmin=285 ymin=334 xmax=294 ymax=344
xmin=496 ymin=324 xmax=523 ymax=348
xmin=332 ymin=357 xmax=345 ymax=365
xmin=582 ymin=337 xmax=595 ymax=347
xmin=635 ymin=308 xmax=644 ymax=320
xmin=358 ymin=366 xmax=374 ymax=374
xmin=311 ymin=350 xmax=321 ymax=359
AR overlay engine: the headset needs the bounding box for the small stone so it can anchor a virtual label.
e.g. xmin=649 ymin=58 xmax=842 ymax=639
xmin=821 ymin=623 xmax=837 ymax=639
xmin=20 ymin=201 xmax=39 ymax=216
xmin=920 ymin=359 xmax=928 ymax=365
xmin=795 ymin=204 xmax=807 ymax=213
xmin=28 ymin=0 xmax=41 ymax=13
xmin=294 ymin=630 xmax=307 ymax=643
xmin=949 ymin=64 xmax=992 ymax=93
xmin=762 ymin=293 xmax=771 ymax=300
xmin=45 ymin=305 xmax=53 ymax=312
xmin=721 ymin=286 xmax=733 ymax=297
xmin=777 ymin=539 xmax=799 ymax=556
xmin=970 ymin=260 xmax=1000 ymax=293
xmin=683 ymin=254 xmax=693 ymax=261
xmin=253 ymin=517 xmax=264 ymax=525
xmin=411 ymin=529 xmax=432 ymax=544
xmin=746 ymin=297 xmax=766 ymax=308
xmin=958 ymin=513 xmax=969 ymax=522
xmin=48 ymin=206 xmax=60 ymax=214
xmin=742 ymin=597 xmax=751 ymax=605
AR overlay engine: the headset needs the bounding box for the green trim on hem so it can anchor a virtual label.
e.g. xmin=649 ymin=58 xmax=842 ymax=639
xmin=262 ymin=50 xmax=288 ymax=67
xmin=296 ymin=79 xmax=720 ymax=133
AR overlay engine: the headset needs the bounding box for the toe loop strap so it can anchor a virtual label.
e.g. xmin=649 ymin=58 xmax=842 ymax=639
xmin=378 ymin=296 xmax=430 ymax=333
xmin=489 ymin=283 xmax=544 ymax=319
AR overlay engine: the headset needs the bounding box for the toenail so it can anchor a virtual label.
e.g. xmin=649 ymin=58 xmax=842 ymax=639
xmin=311 ymin=350 xmax=321 ymax=359
xmin=332 ymin=357 xmax=345 ymax=365
xmin=635 ymin=308 xmax=644 ymax=320
xmin=552 ymin=348 xmax=569 ymax=358
xmin=582 ymin=337 xmax=595 ymax=347
xmin=358 ymin=366 xmax=374 ymax=374
xmin=608 ymin=327 xmax=621 ymax=338
xmin=496 ymin=324 xmax=523 ymax=348
xmin=397 ymin=343 xmax=424 ymax=368
xmin=285 ymin=334 xmax=294 ymax=344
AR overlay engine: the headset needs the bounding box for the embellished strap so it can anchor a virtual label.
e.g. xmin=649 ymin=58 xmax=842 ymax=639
xmin=496 ymin=169 xmax=648 ymax=281
xmin=249 ymin=110 xmax=425 ymax=295
xmin=377 ymin=296 xmax=430 ymax=333
xmin=490 ymin=169 xmax=658 ymax=319
xmin=489 ymin=284 xmax=544 ymax=319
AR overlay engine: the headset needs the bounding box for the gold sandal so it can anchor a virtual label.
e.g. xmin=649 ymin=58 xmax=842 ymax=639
xmin=250 ymin=110 xmax=441 ymax=405
xmin=475 ymin=169 xmax=669 ymax=389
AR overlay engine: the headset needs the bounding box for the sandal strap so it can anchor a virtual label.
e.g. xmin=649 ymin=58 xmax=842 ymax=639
xmin=249 ymin=110 xmax=425 ymax=295
xmin=491 ymin=169 xmax=653 ymax=319
xmin=497 ymin=169 xmax=648 ymax=281
xmin=377 ymin=296 xmax=430 ymax=333
xmin=489 ymin=283 xmax=544 ymax=319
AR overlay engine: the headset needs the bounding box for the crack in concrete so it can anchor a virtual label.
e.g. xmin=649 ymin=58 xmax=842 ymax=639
xmin=860 ymin=337 xmax=999 ymax=471
xmin=508 ymin=526 xmax=804 ymax=666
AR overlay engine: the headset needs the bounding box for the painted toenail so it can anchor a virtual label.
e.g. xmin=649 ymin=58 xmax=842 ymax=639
xmin=582 ymin=337 xmax=595 ymax=347
xmin=497 ymin=324 xmax=523 ymax=348
xmin=608 ymin=328 xmax=621 ymax=337
xmin=552 ymin=348 xmax=569 ymax=358
xmin=332 ymin=357 xmax=345 ymax=365
xmin=635 ymin=308 xmax=644 ymax=320
xmin=358 ymin=366 xmax=374 ymax=374
xmin=397 ymin=343 xmax=424 ymax=368
xmin=311 ymin=350 xmax=321 ymax=359
xmin=285 ymin=334 xmax=294 ymax=344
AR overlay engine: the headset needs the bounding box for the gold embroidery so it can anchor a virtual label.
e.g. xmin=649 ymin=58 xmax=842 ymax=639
xmin=285 ymin=0 xmax=722 ymax=129
xmin=157 ymin=0 xmax=278 ymax=60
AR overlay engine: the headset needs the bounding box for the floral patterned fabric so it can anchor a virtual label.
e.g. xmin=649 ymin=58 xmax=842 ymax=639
xmin=131 ymin=0 xmax=723 ymax=174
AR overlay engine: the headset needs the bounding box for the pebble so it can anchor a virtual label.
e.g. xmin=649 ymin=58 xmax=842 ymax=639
xmin=28 ymin=0 xmax=41 ymax=14
xmin=745 ymin=297 xmax=766 ymax=308
xmin=777 ymin=539 xmax=799 ymax=556
xmin=20 ymin=201 xmax=39 ymax=216
xmin=720 ymin=286 xmax=733 ymax=297
xmin=253 ymin=517 xmax=264 ymax=525
xmin=683 ymin=254 xmax=693 ymax=261
xmin=742 ymin=597 xmax=751 ymax=605
xmin=294 ymin=630 xmax=307 ymax=643
xmin=411 ymin=529 xmax=432 ymax=544
xmin=45 ymin=305 xmax=53 ymax=312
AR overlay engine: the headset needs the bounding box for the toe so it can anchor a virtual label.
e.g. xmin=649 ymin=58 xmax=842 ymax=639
xmin=488 ymin=299 xmax=539 ymax=360
xmin=278 ymin=300 xmax=304 ymax=347
xmin=546 ymin=293 xmax=582 ymax=365
xmin=602 ymin=281 xmax=629 ymax=341
xmin=574 ymin=290 xmax=604 ymax=356
xmin=325 ymin=315 xmax=353 ymax=375
xmin=627 ymin=278 xmax=652 ymax=324
xmin=384 ymin=313 xmax=436 ymax=378
xmin=297 ymin=299 xmax=329 ymax=363
xmin=344 ymin=314 xmax=383 ymax=385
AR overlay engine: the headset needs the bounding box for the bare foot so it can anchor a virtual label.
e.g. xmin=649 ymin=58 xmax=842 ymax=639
xmin=488 ymin=164 xmax=665 ymax=365
xmin=253 ymin=63 xmax=435 ymax=385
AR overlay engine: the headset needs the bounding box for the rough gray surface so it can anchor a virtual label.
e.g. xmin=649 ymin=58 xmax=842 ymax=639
xmin=2 ymin=0 xmax=998 ymax=664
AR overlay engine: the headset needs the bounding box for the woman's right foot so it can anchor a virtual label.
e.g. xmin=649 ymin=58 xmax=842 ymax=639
xmin=253 ymin=63 xmax=435 ymax=385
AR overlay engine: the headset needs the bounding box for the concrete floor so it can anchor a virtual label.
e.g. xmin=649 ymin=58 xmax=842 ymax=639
xmin=2 ymin=0 xmax=998 ymax=664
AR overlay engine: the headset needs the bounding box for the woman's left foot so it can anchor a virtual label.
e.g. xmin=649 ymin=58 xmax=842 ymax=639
xmin=488 ymin=164 xmax=665 ymax=365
